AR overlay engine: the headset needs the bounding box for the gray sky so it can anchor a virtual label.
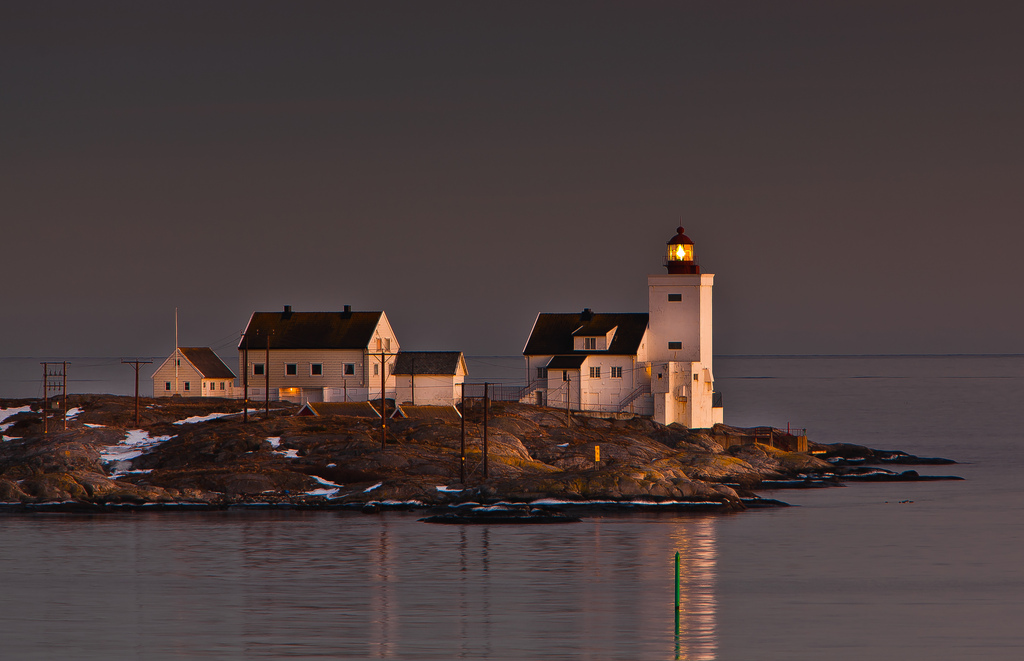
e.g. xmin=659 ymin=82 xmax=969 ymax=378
xmin=3 ymin=1 xmax=1022 ymax=359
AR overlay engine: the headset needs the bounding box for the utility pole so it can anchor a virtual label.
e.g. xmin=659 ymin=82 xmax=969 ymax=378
xmin=375 ymin=345 xmax=398 ymax=451
xmin=483 ymin=382 xmax=489 ymax=479
xmin=242 ymin=331 xmax=249 ymax=423
xmin=265 ymin=332 xmax=271 ymax=419
xmin=40 ymin=362 xmax=69 ymax=433
xmin=121 ymin=359 xmax=153 ymax=427
xmin=565 ymin=371 xmax=571 ymax=427
xmin=460 ymin=382 xmax=466 ymax=483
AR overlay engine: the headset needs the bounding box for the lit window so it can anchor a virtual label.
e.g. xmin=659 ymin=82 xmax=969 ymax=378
xmin=668 ymin=294 xmax=682 ymax=302
xmin=584 ymin=337 xmax=596 ymax=350
xmin=311 ymin=363 xmax=323 ymax=376
xmin=184 ymin=382 xmax=190 ymax=391
xmin=668 ymin=342 xmax=682 ymax=350
xmin=537 ymin=367 xmax=548 ymax=379
xmin=253 ymin=363 xmax=265 ymax=376
xmin=589 ymin=367 xmax=601 ymax=378
xmin=611 ymin=366 xmax=622 ymax=378
xmin=344 ymin=363 xmax=355 ymax=376
xmin=165 ymin=382 xmax=171 ymax=391
xmin=285 ymin=363 xmax=297 ymax=376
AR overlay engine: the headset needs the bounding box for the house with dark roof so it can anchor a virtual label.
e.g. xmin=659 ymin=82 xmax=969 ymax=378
xmin=152 ymin=347 xmax=237 ymax=398
xmin=238 ymin=305 xmax=400 ymax=405
xmin=523 ymin=309 xmax=651 ymax=414
xmin=392 ymin=351 xmax=468 ymax=406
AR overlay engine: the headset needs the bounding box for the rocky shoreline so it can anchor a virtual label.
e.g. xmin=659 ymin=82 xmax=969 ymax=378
xmin=0 ymin=395 xmax=962 ymax=514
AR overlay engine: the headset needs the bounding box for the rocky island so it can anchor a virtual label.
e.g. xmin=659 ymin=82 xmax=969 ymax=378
xmin=0 ymin=395 xmax=961 ymax=514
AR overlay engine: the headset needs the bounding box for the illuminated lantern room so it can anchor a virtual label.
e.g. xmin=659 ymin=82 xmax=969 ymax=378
xmin=665 ymin=226 xmax=700 ymax=274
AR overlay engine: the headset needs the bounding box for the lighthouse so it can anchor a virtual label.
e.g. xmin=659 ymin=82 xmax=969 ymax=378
xmin=647 ymin=227 xmax=721 ymax=428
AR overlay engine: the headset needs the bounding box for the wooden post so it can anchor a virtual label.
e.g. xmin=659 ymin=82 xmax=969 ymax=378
xmin=483 ymin=382 xmax=489 ymax=479
xmin=242 ymin=333 xmax=248 ymax=423
xmin=265 ymin=333 xmax=270 ymax=419
xmin=460 ymin=382 xmax=466 ymax=483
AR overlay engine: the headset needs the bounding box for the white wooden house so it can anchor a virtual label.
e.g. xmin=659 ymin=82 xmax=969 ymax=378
xmin=238 ymin=305 xmax=400 ymax=404
xmin=152 ymin=347 xmax=237 ymax=398
xmin=393 ymin=351 xmax=468 ymax=406
xmin=522 ymin=228 xmax=724 ymax=429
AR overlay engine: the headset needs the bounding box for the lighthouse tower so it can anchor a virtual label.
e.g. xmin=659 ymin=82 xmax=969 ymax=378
xmin=647 ymin=227 xmax=721 ymax=428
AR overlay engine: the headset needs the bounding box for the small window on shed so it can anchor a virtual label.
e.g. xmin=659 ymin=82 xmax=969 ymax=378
xmin=253 ymin=363 xmax=265 ymax=376
xmin=184 ymin=382 xmax=190 ymax=391
xmin=537 ymin=367 xmax=548 ymax=379
xmin=668 ymin=294 xmax=682 ymax=302
xmin=285 ymin=363 xmax=297 ymax=376
xmin=668 ymin=342 xmax=682 ymax=350
xmin=344 ymin=363 xmax=355 ymax=376
xmin=165 ymin=382 xmax=171 ymax=391
xmin=311 ymin=363 xmax=323 ymax=376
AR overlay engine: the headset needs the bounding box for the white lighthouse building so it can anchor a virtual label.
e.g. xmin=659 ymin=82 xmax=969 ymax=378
xmin=647 ymin=227 xmax=720 ymax=428
xmin=522 ymin=227 xmax=723 ymax=428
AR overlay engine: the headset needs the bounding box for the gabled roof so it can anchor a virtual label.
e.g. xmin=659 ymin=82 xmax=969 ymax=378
xmin=393 ymin=351 xmax=466 ymax=376
xmin=179 ymin=348 xmax=236 ymax=379
xmin=524 ymin=311 xmax=649 ymax=356
xmin=546 ymin=355 xmax=587 ymax=369
xmin=240 ymin=310 xmax=384 ymax=350
xmin=296 ymin=402 xmax=381 ymax=418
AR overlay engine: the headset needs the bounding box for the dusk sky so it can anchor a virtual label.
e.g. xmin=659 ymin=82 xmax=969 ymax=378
xmin=3 ymin=1 xmax=1022 ymax=359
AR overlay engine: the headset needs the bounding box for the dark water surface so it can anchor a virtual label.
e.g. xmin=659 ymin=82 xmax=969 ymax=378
xmin=1 ymin=356 xmax=1022 ymax=660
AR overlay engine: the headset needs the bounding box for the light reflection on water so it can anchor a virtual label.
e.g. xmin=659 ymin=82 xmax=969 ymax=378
xmin=0 ymin=512 xmax=721 ymax=660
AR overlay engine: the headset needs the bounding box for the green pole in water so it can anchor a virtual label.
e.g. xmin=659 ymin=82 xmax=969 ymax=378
xmin=674 ymin=551 xmax=680 ymax=611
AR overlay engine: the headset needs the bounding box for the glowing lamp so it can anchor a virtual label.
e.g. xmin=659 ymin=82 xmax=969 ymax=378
xmin=665 ymin=226 xmax=700 ymax=274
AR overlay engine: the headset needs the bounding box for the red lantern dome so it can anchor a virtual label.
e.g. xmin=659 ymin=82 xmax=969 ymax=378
xmin=665 ymin=226 xmax=699 ymax=274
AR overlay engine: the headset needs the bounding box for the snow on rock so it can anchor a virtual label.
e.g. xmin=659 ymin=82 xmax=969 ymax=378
xmin=305 ymin=475 xmax=344 ymax=497
xmin=65 ymin=407 xmax=83 ymax=419
xmin=273 ymin=448 xmax=299 ymax=459
xmin=173 ymin=410 xmax=245 ymax=425
xmin=266 ymin=437 xmax=281 ymax=448
xmin=364 ymin=482 xmax=383 ymax=493
xmin=101 ymin=430 xmax=174 ymax=465
xmin=0 ymin=406 xmax=31 ymax=432
xmin=435 ymin=485 xmax=463 ymax=493
xmin=84 ymin=423 xmax=105 ymax=428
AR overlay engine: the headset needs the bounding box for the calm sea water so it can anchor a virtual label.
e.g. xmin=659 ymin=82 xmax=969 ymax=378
xmin=1 ymin=355 xmax=1022 ymax=660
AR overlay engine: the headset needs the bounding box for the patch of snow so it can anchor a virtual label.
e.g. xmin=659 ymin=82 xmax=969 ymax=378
xmin=326 ymin=463 xmax=336 ymax=468
xmin=311 ymin=475 xmax=343 ymax=489
xmin=101 ymin=430 xmax=174 ymax=465
xmin=528 ymin=498 xmax=722 ymax=507
xmin=556 ymin=443 xmax=569 ymax=448
xmin=306 ymin=488 xmax=341 ymax=497
xmin=364 ymin=481 xmax=383 ymax=493
xmin=84 ymin=423 xmax=105 ymax=428
xmin=435 ymin=485 xmax=463 ymax=493
xmin=173 ymin=410 xmax=248 ymax=425
xmin=65 ymin=407 xmax=83 ymax=419
xmin=266 ymin=436 xmax=281 ymax=448
xmin=273 ymin=448 xmax=299 ymax=459
xmin=0 ymin=406 xmax=31 ymax=429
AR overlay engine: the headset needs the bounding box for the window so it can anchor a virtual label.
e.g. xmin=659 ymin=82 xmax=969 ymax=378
xmin=537 ymin=367 xmax=548 ymax=379
xmin=611 ymin=366 xmax=622 ymax=378
xmin=253 ymin=363 xmax=265 ymax=376
xmin=176 ymin=359 xmax=180 ymax=366
xmin=385 ymin=338 xmax=391 ymax=351
xmin=285 ymin=363 xmax=297 ymax=376
xmin=584 ymin=337 xmax=596 ymax=350
xmin=668 ymin=342 xmax=682 ymax=350
xmin=562 ymin=370 xmax=568 ymax=381
xmin=344 ymin=363 xmax=355 ymax=376
xmin=694 ymin=374 xmax=699 ymax=381
xmin=374 ymin=364 xmax=379 ymax=376
xmin=311 ymin=363 xmax=323 ymax=376
xmin=165 ymin=382 xmax=171 ymax=391
xmin=589 ymin=366 xmax=601 ymax=378
xmin=184 ymin=382 xmax=190 ymax=391
xmin=668 ymin=294 xmax=682 ymax=302
xmin=220 ymin=382 xmax=225 ymax=390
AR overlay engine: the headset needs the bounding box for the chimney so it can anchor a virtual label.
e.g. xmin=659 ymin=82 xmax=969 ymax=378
xmin=344 ymin=305 xmax=351 ymax=313
xmin=581 ymin=307 xmax=593 ymax=321
xmin=282 ymin=305 xmax=293 ymax=319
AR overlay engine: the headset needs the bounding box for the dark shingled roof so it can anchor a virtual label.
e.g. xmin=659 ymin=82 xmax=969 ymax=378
xmin=393 ymin=351 xmax=465 ymax=376
xmin=179 ymin=347 xmax=236 ymax=379
xmin=524 ymin=312 xmax=649 ymax=356
xmin=546 ymin=355 xmax=587 ymax=369
xmin=240 ymin=310 xmax=383 ymax=350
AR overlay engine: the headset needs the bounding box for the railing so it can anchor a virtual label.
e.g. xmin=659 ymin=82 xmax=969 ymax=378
xmin=617 ymin=384 xmax=651 ymax=411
